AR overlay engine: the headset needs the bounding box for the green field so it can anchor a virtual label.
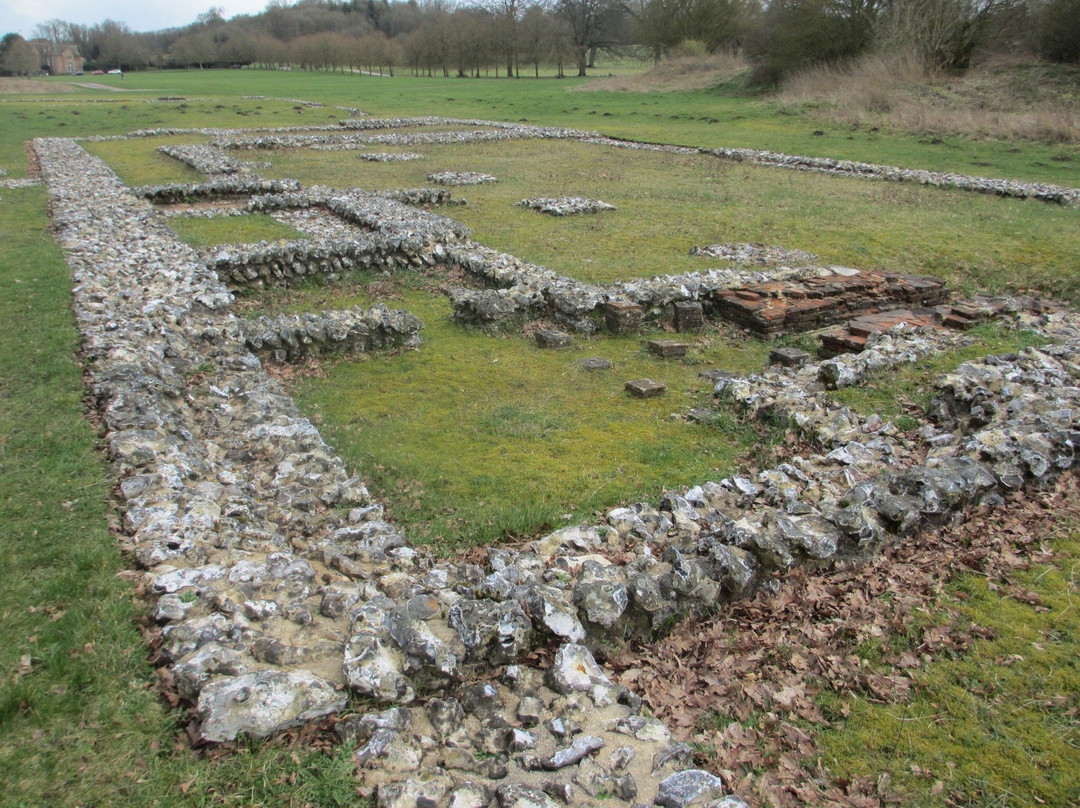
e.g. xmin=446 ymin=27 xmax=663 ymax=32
xmin=1 ymin=68 xmax=1078 ymax=807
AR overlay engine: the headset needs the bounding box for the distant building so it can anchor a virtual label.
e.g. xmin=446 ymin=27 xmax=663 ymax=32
xmin=33 ymin=42 xmax=84 ymax=75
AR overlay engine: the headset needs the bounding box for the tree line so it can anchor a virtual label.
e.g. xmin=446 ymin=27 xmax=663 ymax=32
xmin=2 ymin=0 xmax=1078 ymax=82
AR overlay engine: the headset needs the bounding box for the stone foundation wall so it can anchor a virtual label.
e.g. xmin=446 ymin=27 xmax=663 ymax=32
xmin=240 ymin=304 xmax=423 ymax=362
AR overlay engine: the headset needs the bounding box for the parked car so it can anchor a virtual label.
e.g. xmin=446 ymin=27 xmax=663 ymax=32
xmin=91 ymin=69 xmax=104 ymax=75
xmin=107 ymin=69 xmax=122 ymax=75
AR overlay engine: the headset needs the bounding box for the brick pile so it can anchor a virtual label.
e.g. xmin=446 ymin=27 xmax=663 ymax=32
xmin=711 ymin=269 xmax=949 ymax=337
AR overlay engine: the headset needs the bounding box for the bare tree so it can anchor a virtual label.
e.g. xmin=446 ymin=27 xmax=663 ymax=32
xmin=32 ymin=19 xmax=70 ymax=73
xmin=554 ymin=0 xmax=628 ymax=75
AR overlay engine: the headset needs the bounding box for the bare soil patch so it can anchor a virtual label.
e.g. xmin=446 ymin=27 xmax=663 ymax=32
xmin=578 ymin=54 xmax=749 ymax=92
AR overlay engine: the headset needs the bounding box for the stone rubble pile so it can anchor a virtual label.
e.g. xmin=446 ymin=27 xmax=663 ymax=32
xmin=359 ymin=152 xmax=424 ymax=162
xmin=700 ymin=145 xmax=1080 ymax=206
xmin=158 ymin=143 xmax=251 ymax=176
xmin=446 ymin=243 xmax=844 ymax=333
xmin=0 ymin=177 xmax=44 ymax=188
xmin=240 ymin=304 xmax=423 ymax=362
xmin=517 ymin=198 xmax=617 ymax=216
xmin=429 ymin=171 xmax=498 ymax=186
xmin=200 ymin=187 xmax=471 ymax=288
xmin=689 ymin=243 xmax=818 ymax=266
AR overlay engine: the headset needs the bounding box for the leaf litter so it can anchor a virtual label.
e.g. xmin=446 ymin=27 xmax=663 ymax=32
xmin=609 ymin=471 xmax=1079 ymax=807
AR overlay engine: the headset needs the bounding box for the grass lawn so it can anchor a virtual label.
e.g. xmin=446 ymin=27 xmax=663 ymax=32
xmin=1 ymin=67 xmax=1078 ymax=807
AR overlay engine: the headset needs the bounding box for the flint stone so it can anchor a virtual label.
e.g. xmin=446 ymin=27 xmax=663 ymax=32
xmin=377 ymin=772 xmax=453 ymax=808
xmin=448 ymin=783 xmax=495 ymax=808
xmin=574 ymin=758 xmax=639 ymax=801
xmin=449 ymin=599 xmax=533 ymax=663
xmin=652 ymin=743 xmax=694 ymax=774
xmin=580 ymin=358 xmax=612 ymax=371
xmin=654 ymin=770 xmax=727 ymax=808
xmin=518 ymin=696 xmax=543 ymax=726
xmin=614 ymin=715 xmax=671 ymax=744
xmin=542 ymin=734 xmax=605 ymax=770
xmin=427 ymin=697 xmax=466 ymax=741
xmin=197 ymin=670 xmax=346 ymax=742
xmin=573 ymin=561 xmax=629 ymax=629
xmin=548 ymin=644 xmax=612 ymax=694
xmin=526 ymin=585 xmax=587 ymax=643
xmin=541 ymin=782 xmax=575 ymax=804
xmin=769 ymin=347 xmax=811 ymax=367
xmin=324 ymin=521 xmax=407 ymax=563
xmin=344 ymin=633 xmax=415 ymax=703
xmin=461 ymin=682 xmax=505 ymax=719
xmin=173 ymin=643 xmax=249 ymax=700
xmin=355 ymin=727 xmax=422 ymax=773
xmin=772 ymin=513 xmax=840 ymax=559
xmin=533 ymin=524 xmax=604 ymax=558
xmin=497 ymin=784 xmax=562 ymax=808
xmin=335 ymin=706 xmax=412 ymax=745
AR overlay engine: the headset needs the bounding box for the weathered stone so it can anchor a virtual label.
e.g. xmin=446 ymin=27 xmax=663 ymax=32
xmin=497 ymin=785 xmax=562 ymax=808
xmin=535 ymin=329 xmax=573 ymax=349
xmin=626 ymin=379 xmax=666 ymax=398
xmin=344 ymin=633 xmax=415 ymax=703
xmin=648 ymin=340 xmax=690 ymax=359
xmin=579 ymin=357 xmax=612 ymax=371
xmin=769 ymin=347 xmax=811 ymax=367
xmin=654 ymin=770 xmax=727 ymax=808
xmin=449 ymin=599 xmax=533 ymax=664
xmin=674 ymin=301 xmax=705 ymax=333
xmin=548 ymin=644 xmax=612 ymax=694
xmin=197 ymin=670 xmax=346 ymax=742
xmin=541 ymin=734 xmax=604 ymax=770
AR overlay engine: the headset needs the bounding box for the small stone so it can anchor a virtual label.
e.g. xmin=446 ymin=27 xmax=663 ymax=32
xmin=542 ymin=735 xmax=605 ymax=770
xmin=580 ymin=357 xmax=612 ymax=371
xmin=497 ymin=784 xmax=562 ymax=808
xmin=541 ymin=782 xmax=575 ymax=804
xmin=648 ymin=340 xmax=690 ymax=359
xmin=517 ymin=696 xmax=543 ymax=726
xmin=769 ymin=347 xmax=811 ymax=367
xmin=535 ymin=329 xmax=573 ymax=349
xmin=654 ymin=770 xmax=727 ymax=808
xmin=626 ymin=379 xmax=666 ymax=398
xmin=548 ymin=644 xmax=612 ymax=694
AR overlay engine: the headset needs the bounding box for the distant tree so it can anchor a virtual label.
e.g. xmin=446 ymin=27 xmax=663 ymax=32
xmin=1032 ymin=0 xmax=1080 ymax=62
xmin=748 ymin=0 xmax=878 ymax=81
xmin=170 ymin=30 xmax=216 ymax=67
xmin=633 ymin=0 xmax=756 ymax=59
xmin=876 ymin=0 xmax=1013 ymax=71
xmin=32 ymin=19 xmax=70 ymax=72
xmin=554 ymin=0 xmax=629 ymax=75
xmin=1 ymin=33 xmax=40 ymax=75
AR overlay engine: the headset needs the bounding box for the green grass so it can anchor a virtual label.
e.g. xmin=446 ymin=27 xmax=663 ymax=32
xmin=818 ymin=528 xmax=1080 ymax=807
xmin=250 ymin=136 xmax=1080 ymax=300
xmin=238 ymin=277 xmax=770 ymax=550
xmin=168 ymin=212 xmax=307 ymax=247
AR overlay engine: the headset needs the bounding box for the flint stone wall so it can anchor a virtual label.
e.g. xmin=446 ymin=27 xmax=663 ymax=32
xmin=207 ymin=188 xmax=470 ymax=288
xmin=136 ymin=177 xmax=301 ymax=205
xmin=36 ymin=130 xmax=1080 ymax=808
xmin=240 ymin=304 xmax=423 ymax=362
xmin=158 ymin=143 xmax=249 ymax=176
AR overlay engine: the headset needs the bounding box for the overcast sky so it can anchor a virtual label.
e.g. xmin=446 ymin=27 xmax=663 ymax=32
xmin=1 ymin=0 xmax=273 ymax=38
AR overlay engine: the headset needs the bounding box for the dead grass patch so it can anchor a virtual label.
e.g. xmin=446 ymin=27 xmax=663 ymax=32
xmin=578 ymin=53 xmax=751 ymax=93
xmin=0 ymin=78 xmax=76 ymax=94
xmin=777 ymin=54 xmax=1080 ymax=144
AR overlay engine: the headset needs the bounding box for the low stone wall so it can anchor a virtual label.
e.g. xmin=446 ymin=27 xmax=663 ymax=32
xmin=136 ymin=177 xmax=300 ymax=204
xmin=36 ymin=127 xmax=1080 ymax=808
xmin=240 ymin=304 xmax=423 ymax=362
xmin=158 ymin=143 xmax=248 ymax=176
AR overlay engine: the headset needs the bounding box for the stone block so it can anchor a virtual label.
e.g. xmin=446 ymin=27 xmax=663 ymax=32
xmin=625 ymin=379 xmax=665 ymax=398
xmin=769 ymin=347 xmax=812 ymax=367
xmin=535 ymin=329 xmax=572 ymax=349
xmin=647 ymin=340 xmax=690 ymax=359
xmin=605 ymin=300 xmax=643 ymax=335
xmin=579 ymin=357 xmax=612 ymax=371
xmin=673 ymin=301 xmax=704 ymax=332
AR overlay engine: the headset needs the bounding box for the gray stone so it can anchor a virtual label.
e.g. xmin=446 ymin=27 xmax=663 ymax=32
xmin=580 ymin=357 xmax=612 ymax=371
xmin=197 ymin=670 xmax=346 ymax=742
xmin=535 ymin=329 xmax=573 ymax=349
xmin=449 ymin=599 xmax=533 ymax=664
xmin=648 ymin=340 xmax=690 ymax=359
xmin=548 ymin=644 xmax=612 ymax=694
xmin=344 ymin=633 xmax=414 ymax=703
xmin=542 ymin=734 xmax=605 ymax=770
xmin=654 ymin=770 xmax=727 ymax=808
xmin=626 ymin=379 xmax=666 ymax=398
